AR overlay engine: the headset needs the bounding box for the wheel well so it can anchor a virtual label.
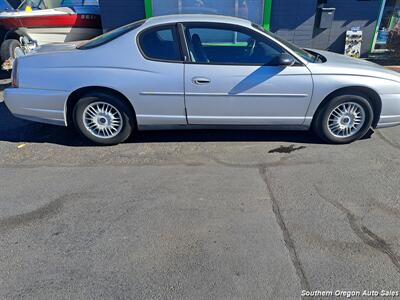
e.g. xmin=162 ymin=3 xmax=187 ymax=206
xmin=4 ymin=28 xmax=34 ymax=42
xmin=4 ymin=31 xmax=20 ymax=41
xmin=66 ymin=86 xmax=137 ymax=128
xmin=312 ymin=86 xmax=382 ymax=128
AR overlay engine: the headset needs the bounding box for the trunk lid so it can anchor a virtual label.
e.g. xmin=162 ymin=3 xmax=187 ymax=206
xmin=30 ymin=41 xmax=86 ymax=55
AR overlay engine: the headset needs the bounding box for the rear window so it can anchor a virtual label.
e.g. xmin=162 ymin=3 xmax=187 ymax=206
xmin=77 ymin=20 xmax=145 ymax=50
xmin=138 ymin=26 xmax=182 ymax=62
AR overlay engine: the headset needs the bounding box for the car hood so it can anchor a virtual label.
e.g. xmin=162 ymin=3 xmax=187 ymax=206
xmin=306 ymin=49 xmax=400 ymax=83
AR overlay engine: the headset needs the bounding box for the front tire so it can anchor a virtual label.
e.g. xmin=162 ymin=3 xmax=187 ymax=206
xmin=73 ymin=92 xmax=135 ymax=145
xmin=313 ymin=94 xmax=374 ymax=144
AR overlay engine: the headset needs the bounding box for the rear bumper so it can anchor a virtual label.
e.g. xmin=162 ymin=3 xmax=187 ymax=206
xmin=4 ymin=88 xmax=68 ymax=126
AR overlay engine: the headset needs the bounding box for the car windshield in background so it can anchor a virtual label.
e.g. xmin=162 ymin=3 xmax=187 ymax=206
xmin=77 ymin=20 xmax=145 ymax=50
xmin=0 ymin=0 xmax=13 ymax=11
xmin=252 ymin=23 xmax=318 ymax=63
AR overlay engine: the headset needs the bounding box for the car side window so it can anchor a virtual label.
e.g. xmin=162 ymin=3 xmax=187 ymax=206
xmin=139 ymin=26 xmax=182 ymax=62
xmin=184 ymin=24 xmax=287 ymax=65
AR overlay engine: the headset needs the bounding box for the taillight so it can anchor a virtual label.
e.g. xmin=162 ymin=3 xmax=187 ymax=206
xmin=11 ymin=59 xmax=18 ymax=87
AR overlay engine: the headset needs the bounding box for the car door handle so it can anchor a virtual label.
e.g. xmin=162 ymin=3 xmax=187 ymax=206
xmin=192 ymin=77 xmax=211 ymax=85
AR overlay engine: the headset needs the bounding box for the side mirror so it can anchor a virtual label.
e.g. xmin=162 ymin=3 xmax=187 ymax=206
xmin=273 ymin=53 xmax=295 ymax=66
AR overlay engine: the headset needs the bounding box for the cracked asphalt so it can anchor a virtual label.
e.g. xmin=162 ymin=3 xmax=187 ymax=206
xmin=1 ymin=71 xmax=400 ymax=299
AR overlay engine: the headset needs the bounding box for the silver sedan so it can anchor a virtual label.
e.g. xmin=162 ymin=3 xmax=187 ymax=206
xmin=4 ymin=14 xmax=400 ymax=145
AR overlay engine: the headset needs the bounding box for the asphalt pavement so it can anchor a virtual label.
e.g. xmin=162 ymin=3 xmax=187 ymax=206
xmin=1 ymin=72 xmax=400 ymax=299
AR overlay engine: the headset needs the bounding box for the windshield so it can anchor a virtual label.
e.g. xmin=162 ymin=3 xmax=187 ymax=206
xmin=252 ymin=23 xmax=317 ymax=63
xmin=77 ymin=20 xmax=145 ymax=50
xmin=18 ymin=0 xmax=60 ymax=9
xmin=18 ymin=0 xmax=98 ymax=9
xmin=0 ymin=0 xmax=13 ymax=10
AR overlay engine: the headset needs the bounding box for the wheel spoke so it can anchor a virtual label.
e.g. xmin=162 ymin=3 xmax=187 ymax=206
xmin=327 ymin=101 xmax=366 ymax=139
xmin=82 ymin=101 xmax=124 ymax=139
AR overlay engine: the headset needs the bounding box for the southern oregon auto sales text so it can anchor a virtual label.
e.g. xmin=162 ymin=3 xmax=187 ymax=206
xmin=301 ymin=290 xmax=399 ymax=297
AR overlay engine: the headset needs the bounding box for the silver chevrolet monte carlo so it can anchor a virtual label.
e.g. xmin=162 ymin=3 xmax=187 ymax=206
xmin=4 ymin=15 xmax=400 ymax=145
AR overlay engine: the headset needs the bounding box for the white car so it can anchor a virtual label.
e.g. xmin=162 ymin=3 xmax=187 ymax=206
xmin=4 ymin=14 xmax=400 ymax=145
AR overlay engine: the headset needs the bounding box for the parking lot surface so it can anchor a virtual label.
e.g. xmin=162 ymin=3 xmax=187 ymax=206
xmin=1 ymin=73 xmax=400 ymax=299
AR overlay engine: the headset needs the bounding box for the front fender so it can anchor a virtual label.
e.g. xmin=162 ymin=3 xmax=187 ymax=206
xmin=305 ymin=74 xmax=400 ymax=126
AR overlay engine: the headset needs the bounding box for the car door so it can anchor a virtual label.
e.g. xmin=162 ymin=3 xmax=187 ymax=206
xmin=136 ymin=24 xmax=186 ymax=125
xmin=182 ymin=23 xmax=313 ymax=125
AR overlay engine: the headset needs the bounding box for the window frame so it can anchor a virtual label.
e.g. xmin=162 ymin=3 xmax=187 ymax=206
xmin=179 ymin=22 xmax=301 ymax=67
xmin=137 ymin=23 xmax=187 ymax=64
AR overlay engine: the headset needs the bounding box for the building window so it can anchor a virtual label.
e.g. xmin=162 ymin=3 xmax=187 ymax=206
xmin=372 ymin=0 xmax=400 ymax=53
xmin=151 ymin=0 xmax=264 ymax=25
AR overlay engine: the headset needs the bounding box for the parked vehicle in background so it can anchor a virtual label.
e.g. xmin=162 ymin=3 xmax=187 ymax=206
xmin=0 ymin=0 xmax=101 ymax=63
xmin=4 ymin=15 xmax=400 ymax=145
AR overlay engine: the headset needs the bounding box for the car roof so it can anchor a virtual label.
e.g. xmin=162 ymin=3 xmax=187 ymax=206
xmin=144 ymin=14 xmax=252 ymax=27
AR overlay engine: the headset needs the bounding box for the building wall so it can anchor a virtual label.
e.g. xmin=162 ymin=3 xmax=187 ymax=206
xmin=98 ymin=0 xmax=381 ymax=56
xmin=99 ymin=0 xmax=145 ymax=32
xmin=270 ymin=0 xmax=318 ymax=48
xmin=270 ymin=0 xmax=381 ymax=56
xmin=311 ymin=0 xmax=381 ymax=56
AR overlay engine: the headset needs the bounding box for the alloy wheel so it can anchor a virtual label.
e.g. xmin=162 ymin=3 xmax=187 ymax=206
xmin=82 ymin=101 xmax=123 ymax=139
xmin=327 ymin=102 xmax=366 ymax=138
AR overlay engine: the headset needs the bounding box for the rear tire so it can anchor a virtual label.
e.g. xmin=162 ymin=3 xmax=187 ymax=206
xmin=1 ymin=39 xmax=20 ymax=62
xmin=312 ymin=94 xmax=373 ymax=144
xmin=73 ymin=92 xmax=135 ymax=145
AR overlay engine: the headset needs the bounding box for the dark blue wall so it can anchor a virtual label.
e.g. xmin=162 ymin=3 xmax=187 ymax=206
xmin=99 ymin=0 xmax=145 ymax=32
xmin=99 ymin=0 xmax=381 ymax=56
xmin=311 ymin=0 xmax=381 ymax=56
xmin=270 ymin=0 xmax=381 ymax=56
xmin=270 ymin=0 xmax=318 ymax=48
